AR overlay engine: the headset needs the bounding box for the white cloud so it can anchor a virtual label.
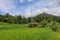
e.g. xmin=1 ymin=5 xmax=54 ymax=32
xmin=28 ymin=0 xmax=32 ymax=2
xmin=55 ymin=0 xmax=60 ymax=2
xmin=20 ymin=0 xmax=24 ymax=3
xmin=0 ymin=0 xmax=16 ymax=13
xmin=0 ymin=0 xmax=60 ymax=17
xmin=23 ymin=0 xmax=60 ymax=17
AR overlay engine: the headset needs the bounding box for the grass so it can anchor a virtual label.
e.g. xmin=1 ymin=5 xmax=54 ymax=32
xmin=54 ymin=32 xmax=60 ymax=40
xmin=0 ymin=28 xmax=58 ymax=40
xmin=0 ymin=22 xmax=27 ymax=30
xmin=0 ymin=22 xmax=60 ymax=40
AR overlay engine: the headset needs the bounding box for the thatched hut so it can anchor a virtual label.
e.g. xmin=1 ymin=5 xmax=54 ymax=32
xmin=26 ymin=22 xmax=39 ymax=28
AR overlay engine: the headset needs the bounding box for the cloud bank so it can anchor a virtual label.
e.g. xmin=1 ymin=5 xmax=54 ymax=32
xmin=0 ymin=0 xmax=60 ymax=17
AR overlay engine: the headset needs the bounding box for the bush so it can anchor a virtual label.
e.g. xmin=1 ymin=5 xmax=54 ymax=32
xmin=50 ymin=22 xmax=58 ymax=31
xmin=51 ymin=26 xmax=58 ymax=31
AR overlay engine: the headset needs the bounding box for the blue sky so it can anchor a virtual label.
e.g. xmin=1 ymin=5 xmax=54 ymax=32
xmin=0 ymin=0 xmax=60 ymax=17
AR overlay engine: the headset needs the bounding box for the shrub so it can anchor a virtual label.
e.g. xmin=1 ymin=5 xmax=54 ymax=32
xmin=50 ymin=22 xmax=58 ymax=31
xmin=51 ymin=26 xmax=58 ymax=31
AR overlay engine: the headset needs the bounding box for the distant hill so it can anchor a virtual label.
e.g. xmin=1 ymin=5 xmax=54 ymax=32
xmin=33 ymin=12 xmax=60 ymax=22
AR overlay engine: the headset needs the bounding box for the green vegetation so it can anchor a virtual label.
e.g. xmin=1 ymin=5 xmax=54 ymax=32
xmin=0 ymin=27 xmax=59 ymax=40
xmin=0 ymin=22 xmax=59 ymax=40
xmin=0 ymin=12 xmax=60 ymax=40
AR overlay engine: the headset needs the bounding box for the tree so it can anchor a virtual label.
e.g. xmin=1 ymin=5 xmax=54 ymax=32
xmin=16 ymin=15 xmax=22 ymax=24
xmin=4 ymin=13 xmax=13 ymax=23
xmin=0 ymin=14 xmax=4 ymax=21
xmin=22 ymin=16 xmax=28 ymax=24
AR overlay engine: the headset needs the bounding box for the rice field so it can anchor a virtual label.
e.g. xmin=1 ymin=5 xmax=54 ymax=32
xmin=0 ymin=28 xmax=58 ymax=40
xmin=0 ymin=22 xmax=60 ymax=40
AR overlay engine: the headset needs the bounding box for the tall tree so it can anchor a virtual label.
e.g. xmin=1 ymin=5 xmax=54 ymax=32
xmin=16 ymin=15 xmax=22 ymax=24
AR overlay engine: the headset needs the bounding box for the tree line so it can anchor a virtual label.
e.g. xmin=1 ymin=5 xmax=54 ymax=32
xmin=0 ymin=12 xmax=60 ymax=24
xmin=0 ymin=13 xmax=28 ymax=24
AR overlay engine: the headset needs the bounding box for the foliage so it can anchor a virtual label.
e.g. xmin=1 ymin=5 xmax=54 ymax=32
xmin=0 ymin=12 xmax=60 ymax=40
xmin=0 ymin=28 xmax=58 ymax=40
xmin=0 ymin=12 xmax=60 ymax=30
xmin=0 ymin=12 xmax=60 ymax=24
